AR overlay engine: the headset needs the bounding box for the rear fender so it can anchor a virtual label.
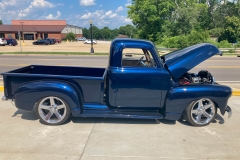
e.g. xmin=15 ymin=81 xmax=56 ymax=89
xmin=14 ymin=81 xmax=82 ymax=116
xmin=164 ymin=84 xmax=232 ymax=120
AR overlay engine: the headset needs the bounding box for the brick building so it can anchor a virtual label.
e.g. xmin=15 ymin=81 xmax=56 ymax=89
xmin=0 ymin=20 xmax=82 ymax=40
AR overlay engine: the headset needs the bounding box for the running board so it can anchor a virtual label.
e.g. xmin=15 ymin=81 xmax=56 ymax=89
xmin=78 ymin=104 xmax=163 ymax=119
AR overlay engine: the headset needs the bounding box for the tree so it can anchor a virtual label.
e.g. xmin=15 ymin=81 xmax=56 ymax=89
xmin=128 ymin=0 xmax=176 ymax=41
xmin=65 ymin=32 xmax=76 ymax=41
xmin=82 ymin=28 xmax=89 ymax=38
xmin=218 ymin=16 xmax=240 ymax=43
xmin=118 ymin=24 xmax=136 ymax=38
xmin=172 ymin=6 xmax=199 ymax=35
xmin=0 ymin=20 xmax=2 ymax=25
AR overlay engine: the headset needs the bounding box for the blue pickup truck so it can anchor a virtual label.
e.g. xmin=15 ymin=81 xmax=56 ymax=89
xmin=1 ymin=39 xmax=232 ymax=126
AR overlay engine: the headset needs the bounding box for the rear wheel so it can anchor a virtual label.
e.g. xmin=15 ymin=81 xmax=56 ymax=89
xmin=36 ymin=96 xmax=71 ymax=125
xmin=183 ymin=98 xmax=217 ymax=126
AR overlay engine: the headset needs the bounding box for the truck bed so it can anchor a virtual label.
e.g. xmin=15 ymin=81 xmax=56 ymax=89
xmin=2 ymin=65 xmax=107 ymax=104
xmin=6 ymin=65 xmax=106 ymax=78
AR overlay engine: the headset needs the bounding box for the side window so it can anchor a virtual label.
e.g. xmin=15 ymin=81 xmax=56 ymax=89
xmin=122 ymin=48 xmax=156 ymax=68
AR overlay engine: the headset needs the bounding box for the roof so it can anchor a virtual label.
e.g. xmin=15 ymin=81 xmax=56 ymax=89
xmin=12 ymin=20 xmax=66 ymax=26
xmin=0 ymin=25 xmax=66 ymax=32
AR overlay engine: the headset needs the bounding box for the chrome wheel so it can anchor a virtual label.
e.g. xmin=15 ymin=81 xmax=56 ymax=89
xmin=37 ymin=96 xmax=68 ymax=124
xmin=190 ymin=98 xmax=216 ymax=125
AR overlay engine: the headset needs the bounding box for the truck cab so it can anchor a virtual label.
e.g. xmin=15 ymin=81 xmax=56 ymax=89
xmin=107 ymin=39 xmax=169 ymax=109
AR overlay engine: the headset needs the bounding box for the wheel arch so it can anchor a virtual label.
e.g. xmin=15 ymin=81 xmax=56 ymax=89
xmin=14 ymin=81 xmax=83 ymax=117
xmin=164 ymin=84 xmax=232 ymax=120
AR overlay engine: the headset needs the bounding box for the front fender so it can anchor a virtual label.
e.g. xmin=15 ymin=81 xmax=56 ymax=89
xmin=14 ymin=81 xmax=82 ymax=116
xmin=164 ymin=84 xmax=232 ymax=120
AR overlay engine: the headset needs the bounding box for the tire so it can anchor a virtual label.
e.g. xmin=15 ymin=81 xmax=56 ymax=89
xmin=36 ymin=96 xmax=71 ymax=125
xmin=183 ymin=98 xmax=217 ymax=127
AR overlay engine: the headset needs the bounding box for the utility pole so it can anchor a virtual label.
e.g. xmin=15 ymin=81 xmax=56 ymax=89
xmin=18 ymin=31 xmax=22 ymax=52
xmin=89 ymin=20 xmax=94 ymax=54
xmin=19 ymin=22 xmax=25 ymax=46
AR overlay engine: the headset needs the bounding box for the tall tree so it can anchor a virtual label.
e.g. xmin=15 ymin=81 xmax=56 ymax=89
xmin=128 ymin=0 xmax=176 ymax=41
xmin=0 ymin=20 xmax=2 ymax=25
xmin=218 ymin=16 xmax=240 ymax=43
xmin=118 ymin=24 xmax=136 ymax=38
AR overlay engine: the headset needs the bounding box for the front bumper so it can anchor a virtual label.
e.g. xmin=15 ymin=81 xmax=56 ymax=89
xmin=225 ymin=106 xmax=232 ymax=118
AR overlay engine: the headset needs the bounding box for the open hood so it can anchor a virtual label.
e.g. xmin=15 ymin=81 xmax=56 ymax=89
xmin=162 ymin=43 xmax=221 ymax=79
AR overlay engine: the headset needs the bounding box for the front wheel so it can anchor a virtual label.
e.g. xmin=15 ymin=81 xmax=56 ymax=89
xmin=183 ymin=98 xmax=217 ymax=126
xmin=36 ymin=96 xmax=71 ymax=125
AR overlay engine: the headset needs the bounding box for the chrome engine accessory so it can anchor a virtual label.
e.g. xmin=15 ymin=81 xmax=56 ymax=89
xmin=179 ymin=70 xmax=214 ymax=85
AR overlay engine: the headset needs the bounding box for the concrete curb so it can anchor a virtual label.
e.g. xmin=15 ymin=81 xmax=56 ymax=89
xmin=0 ymin=86 xmax=240 ymax=96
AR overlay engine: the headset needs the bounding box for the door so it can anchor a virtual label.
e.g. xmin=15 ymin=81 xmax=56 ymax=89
xmin=115 ymin=48 xmax=162 ymax=109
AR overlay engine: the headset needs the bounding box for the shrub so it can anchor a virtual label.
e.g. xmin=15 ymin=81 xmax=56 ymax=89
xmin=158 ymin=31 xmax=232 ymax=49
xmin=234 ymin=43 xmax=240 ymax=48
xmin=65 ymin=32 xmax=76 ymax=41
xmin=218 ymin=40 xmax=232 ymax=48
xmin=228 ymin=49 xmax=235 ymax=53
xmin=187 ymin=30 xmax=204 ymax=46
xmin=208 ymin=28 xmax=223 ymax=37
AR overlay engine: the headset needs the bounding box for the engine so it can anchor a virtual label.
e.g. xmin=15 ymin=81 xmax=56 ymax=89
xmin=179 ymin=70 xmax=215 ymax=85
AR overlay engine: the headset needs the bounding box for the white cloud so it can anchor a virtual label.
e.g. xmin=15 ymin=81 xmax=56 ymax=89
xmin=18 ymin=0 xmax=55 ymax=18
xmin=0 ymin=0 xmax=17 ymax=9
xmin=125 ymin=18 xmax=132 ymax=23
xmin=80 ymin=0 xmax=95 ymax=6
xmin=0 ymin=0 xmax=30 ymax=23
xmin=125 ymin=3 xmax=132 ymax=7
xmin=116 ymin=6 xmax=123 ymax=12
xmin=72 ymin=8 xmax=132 ymax=28
xmin=99 ymin=4 xmax=103 ymax=7
xmin=46 ymin=11 xmax=61 ymax=19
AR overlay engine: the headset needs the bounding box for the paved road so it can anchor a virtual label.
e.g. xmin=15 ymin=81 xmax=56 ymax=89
xmin=0 ymin=55 xmax=239 ymax=81
xmin=0 ymin=91 xmax=240 ymax=159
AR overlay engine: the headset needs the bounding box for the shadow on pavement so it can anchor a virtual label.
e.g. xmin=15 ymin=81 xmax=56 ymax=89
xmin=177 ymin=113 xmax=225 ymax=126
xmin=11 ymin=109 xmax=225 ymax=126
xmin=70 ymin=117 xmax=177 ymax=125
xmin=12 ymin=109 xmax=38 ymax=121
xmin=177 ymin=116 xmax=192 ymax=126
xmin=212 ymin=113 xmax=225 ymax=124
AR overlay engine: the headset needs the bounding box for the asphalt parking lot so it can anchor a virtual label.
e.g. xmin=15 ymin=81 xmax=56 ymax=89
xmin=0 ymin=91 xmax=239 ymax=160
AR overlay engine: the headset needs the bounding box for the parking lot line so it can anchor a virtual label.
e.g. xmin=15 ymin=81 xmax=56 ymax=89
xmin=233 ymin=90 xmax=240 ymax=96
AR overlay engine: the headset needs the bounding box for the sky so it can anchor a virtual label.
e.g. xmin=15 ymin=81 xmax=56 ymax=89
xmin=0 ymin=0 xmax=133 ymax=29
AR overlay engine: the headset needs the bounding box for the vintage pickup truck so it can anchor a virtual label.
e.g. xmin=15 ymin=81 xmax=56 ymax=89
xmin=1 ymin=39 xmax=232 ymax=126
